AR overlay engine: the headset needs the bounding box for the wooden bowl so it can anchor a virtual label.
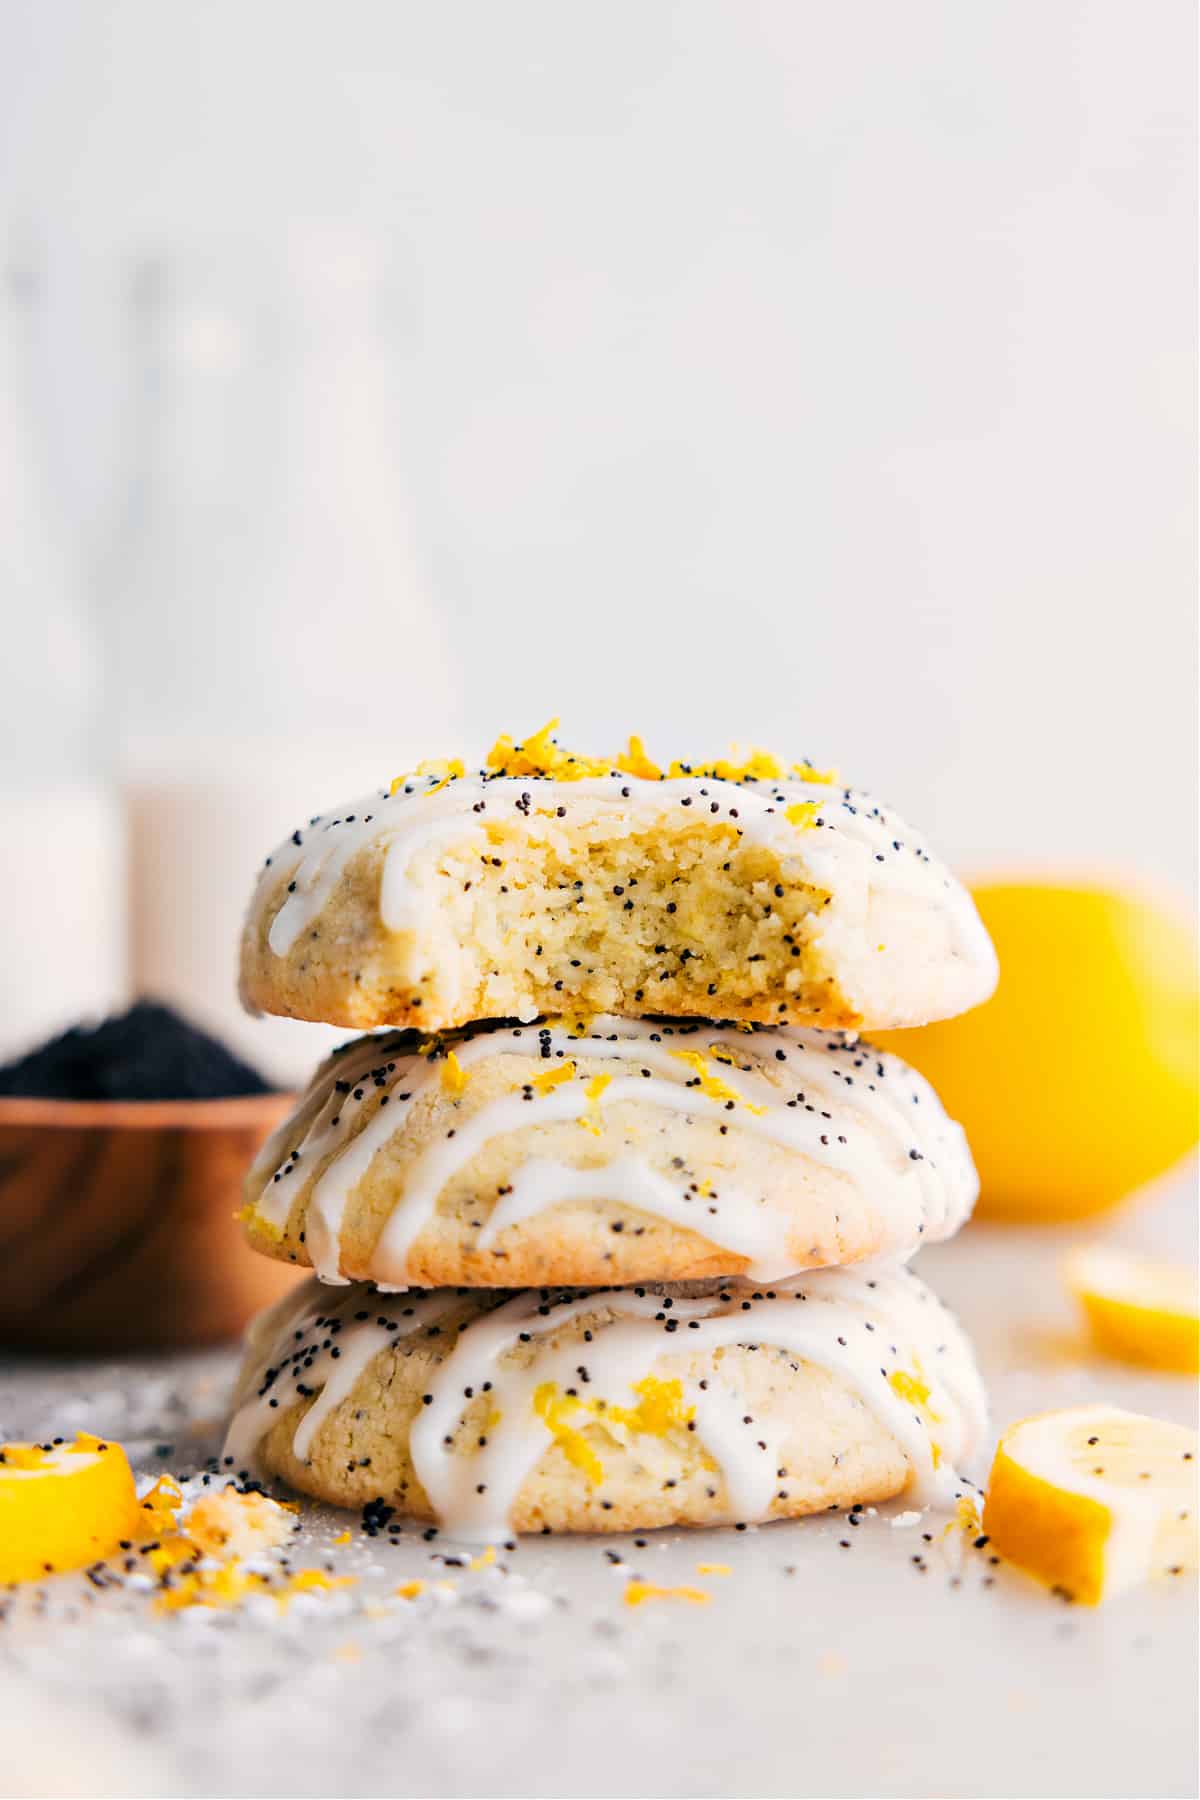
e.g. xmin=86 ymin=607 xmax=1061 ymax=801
xmin=0 ymin=1093 xmax=305 ymax=1351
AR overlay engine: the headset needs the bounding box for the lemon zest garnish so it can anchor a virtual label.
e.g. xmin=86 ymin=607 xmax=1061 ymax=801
xmin=888 ymin=1369 xmax=938 ymax=1415
xmin=273 ymin=1570 xmax=356 ymax=1614
xmin=531 ymin=1379 xmax=691 ymax=1485
xmin=943 ymin=1495 xmax=981 ymax=1544
xmin=157 ymin=1555 xmax=348 ymax=1616
xmin=414 ymin=757 xmax=465 ymax=798
xmin=532 ymin=1060 xmax=577 ymax=1096
xmin=487 ymin=718 xmax=613 ymax=781
xmin=532 ymin=1385 xmax=604 ymax=1485
xmin=133 ymin=1473 xmax=184 ymax=1539
xmin=669 ymin=1049 xmax=766 ymax=1115
xmin=667 ymin=746 xmax=786 ymax=783
xmin=441 ymin=1051 xmax=469 ymax=1099
xmin=624 ymin=1580 xmax=710 ymax=1607
xmin=396 ymin=1580 xmax=426 ymax=1599
xmin=790 ymin=762 xmax=839 ymax=785
xmin=785 ymin=801 xmax=820 ymax=830
xmin=332 ymin=1530 xmax=352 ymax=1546
xmin=469 ymin=1546 xmax=497 ymax=1570
xmin=145 ymin=1533 xmax=195 ymax=1578
xmin=596 ymin=1376 xmax=694 ymax=1438
xmin=579 ymin=1072 xmax=612 ymax=1136
xmin=616 ymin=734 xmax=662 ymax=781
xmin=889 ymin=1368 xmax=942 ymax=1465
xmin=155 ymin=1561 xmax=265 ymax=1614
xmin=395 ymin=726 xmax=842 ymax=794
xmin=696 ymin=1562 xmax=731 ymax=1575
xmin=290 ymin=1569 xmax=353 ymax=1596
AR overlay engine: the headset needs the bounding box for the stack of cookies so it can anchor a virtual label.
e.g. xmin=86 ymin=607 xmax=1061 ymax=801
xmin=225 ymin=726 xmax=997 ymax=1540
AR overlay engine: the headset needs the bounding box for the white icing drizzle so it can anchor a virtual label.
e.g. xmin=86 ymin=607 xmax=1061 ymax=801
xmin=476 ymin=1154 xmax=794 ymax=1277
xmin=249 ymin=768 xmax=997 ymax=977
xmin=248 ymin=1016 xmax=977 ymax=1283
xmin=224 ymin=1265 xmax=987 ymax=1541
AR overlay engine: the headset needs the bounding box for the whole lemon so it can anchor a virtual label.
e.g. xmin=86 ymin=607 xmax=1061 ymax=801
xmin=874 ymin=881 xmax=1199 ymax=1221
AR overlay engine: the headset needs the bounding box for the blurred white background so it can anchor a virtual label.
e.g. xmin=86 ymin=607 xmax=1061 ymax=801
xmin=0 ymin=0 xmax=1195 ymax=1076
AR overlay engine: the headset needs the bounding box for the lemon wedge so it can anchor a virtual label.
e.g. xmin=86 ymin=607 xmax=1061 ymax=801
xmin=1066 ymin=1247 xmax=1200 ymax=1374
xmin=983 ymin=1406 xmax=1199 ymax=1604
xmin=0 ymin=1433 xmax=140 ymax=1582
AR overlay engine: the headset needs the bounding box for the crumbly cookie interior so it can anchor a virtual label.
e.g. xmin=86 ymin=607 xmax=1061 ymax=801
xmin=407 ymin=820 xmax=839 ymax=1024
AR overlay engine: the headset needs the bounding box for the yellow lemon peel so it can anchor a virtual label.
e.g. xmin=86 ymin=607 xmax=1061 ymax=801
xmin=983 ymin=1405 xmax=1199 ymax=1604
xmin=413 ymin=757 xmax=465 ymax=797
xmin=790 ymin=762 xmax=839 ymax=785
xmin=888 ymin=1369 xmax=936 ymax=1413
xmin=132 ymin=1473 xmax=184 ymax=1538
xmin=889 ymin=1369 xmax=943 ymax=1466
xmin=594 ymin=1376 xmax=694 ymax=1438
xmin=532 ymin=1060 xmax=577 ymax=1096
xmin=616 ymin=734 xmax=662 ymax=780
xmin=670 ymin=1049 xmax=766 ymax=1115
xmin=393 ymin=722 xmax=843 ymax=791
xmin=533 ymin=1376 xmax=694 ymax=1488
xmin=873 ymin=882 xmax=1199 ymax=1222
xmin=785 ymin=801 xmax=821 ymax=830
xmin=1 ymin=1443 xmax=55 ymax=1472
xmin=487 ymin=718 xmax=613 ymax=781
xmin=579 ymin=1072 xmax=612 ymax=1136
xmin=1065 ymin=1247 xmax=1200 ymax=1375
xmin=624 ymin=1581 xmax=710 ymax=1607
xmin=441 ymin=1051 xmax=469 ymax=1099
xmin=532 ymin=1385 xmax=605 ymax=1485
xmin=0 ymin=1432 xmax=141 ymax=1584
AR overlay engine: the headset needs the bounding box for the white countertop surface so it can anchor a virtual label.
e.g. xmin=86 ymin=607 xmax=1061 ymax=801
xmin=1 ymin=1179 xmax=1196 ymax=1800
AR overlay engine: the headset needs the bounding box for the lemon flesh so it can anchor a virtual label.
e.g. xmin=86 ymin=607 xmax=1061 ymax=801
xmin=983 ymin=1405 xmax=1199 ymax=1604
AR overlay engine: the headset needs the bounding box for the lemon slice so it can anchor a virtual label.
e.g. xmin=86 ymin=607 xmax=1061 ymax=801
xmin=0 ymin=1433 xmax=140 ymax=1583
xmin=983 ymin=1405 xmax=1199 ymax=1604
xmin=1065 ymin=1247 xmax=1200 ymax=1374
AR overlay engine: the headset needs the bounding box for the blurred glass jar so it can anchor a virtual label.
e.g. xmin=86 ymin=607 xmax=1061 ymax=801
xmin=100 ymin=230 xmax=462 ymax=1083
xmin=0 ymin=245 xmax=126 ymax=1059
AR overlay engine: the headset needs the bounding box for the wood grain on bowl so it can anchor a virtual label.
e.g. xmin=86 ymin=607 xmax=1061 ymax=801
xmin=0 ymin=1094 xmax=304 ymax=1351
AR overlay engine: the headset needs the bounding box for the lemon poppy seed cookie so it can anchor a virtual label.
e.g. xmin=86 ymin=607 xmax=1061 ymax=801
xmin=242 ymin=1015 xmax=978 ymax=1288
xmin=225 ymin=1264 xmax=987 ymax=1538
xmin=239 ymin=726 xmax=997 ymax=1035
